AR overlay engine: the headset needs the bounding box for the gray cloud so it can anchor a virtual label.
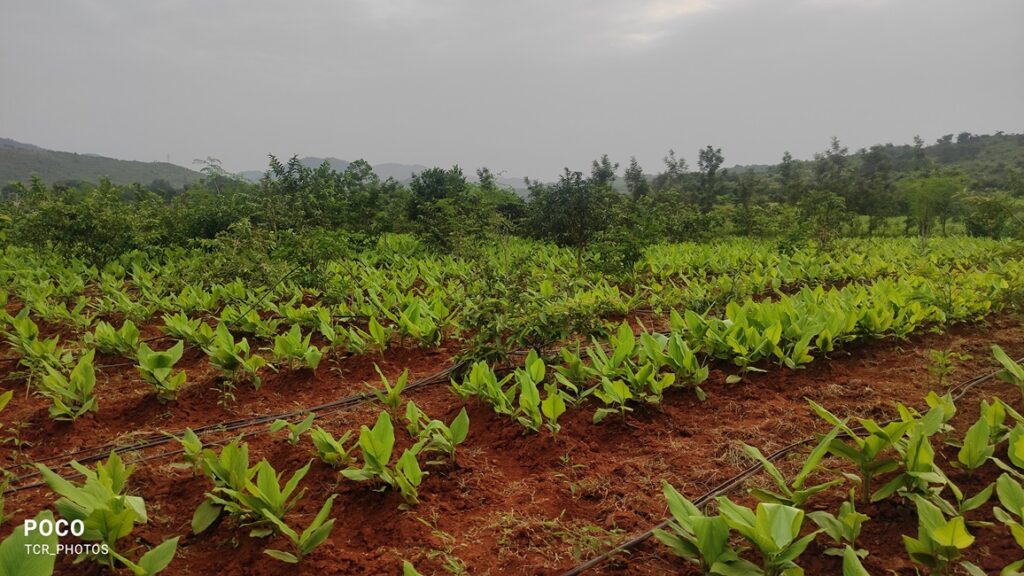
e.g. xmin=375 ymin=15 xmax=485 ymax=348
xmin=1 ymin=0 xmax=1021 ymax=179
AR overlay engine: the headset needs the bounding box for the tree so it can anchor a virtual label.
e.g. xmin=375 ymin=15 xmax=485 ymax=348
xmin=697 ymin=145 xmax=724 ymax=212
xmin=409 ymin=166 xmax=468 ymax=222
xmin=799 ymin=190 xmax=847 ymax=247
xmin=813 ymin=137 xmax=853 ymax=204
xmin=857 ymin=145 xmax=895 ymax=234
xmin=624 ymin=156 xmax=651 ymax=201
xmin=408 ymin=166 xmax=496 ymax=251
xmin=526 ymin=168 xmax=618 ymax=268
xmin=652 ymin=149 xmax=688 ymax=193
xmin=910 ymin=135 xmax=933 ymax=174
xmin=775 ymin=151 xmax=807 ymax=203
xmin=733 ymin=173 xmax=762 ymax=236
xmin=961 ymin=191 xmax=1017 ymax=238
xmin=590 ymin=154 xmax=619 ymax=188
xmin=898 ymin=175 xmax=963 ymax=236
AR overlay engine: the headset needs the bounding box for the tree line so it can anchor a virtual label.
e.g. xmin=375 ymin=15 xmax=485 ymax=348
xmin=1 ymin=133 xmax=1021 ymax=268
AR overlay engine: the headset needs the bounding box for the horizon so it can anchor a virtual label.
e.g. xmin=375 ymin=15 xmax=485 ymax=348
xmin=4 ymin=129 xmax=1020 ymax=184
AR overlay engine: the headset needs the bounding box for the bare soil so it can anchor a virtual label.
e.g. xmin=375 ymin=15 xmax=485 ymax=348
xmin=2 ymin=313 xmax=1023 ymax=575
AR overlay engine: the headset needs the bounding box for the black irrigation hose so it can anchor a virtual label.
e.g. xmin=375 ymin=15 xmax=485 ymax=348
xmin=558 ymin=354 xmax=1024 ymax=576
xmin=3 ymin=361 xmax=464 ymax=494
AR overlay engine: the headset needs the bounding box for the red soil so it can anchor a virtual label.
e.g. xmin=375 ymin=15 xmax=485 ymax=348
xmin=2 ymin=314 xmax=1023 ymax=575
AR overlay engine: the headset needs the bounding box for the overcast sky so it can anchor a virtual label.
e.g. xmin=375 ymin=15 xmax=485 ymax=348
xmin=1 ymin=0 xmax=1022 ymax=179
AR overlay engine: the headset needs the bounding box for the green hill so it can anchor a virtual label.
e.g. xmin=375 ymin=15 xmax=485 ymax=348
xmin=0 ymin=139 xmax=202 ymax=187
xmin=731 ymin=132 xmax=1024 ymax=188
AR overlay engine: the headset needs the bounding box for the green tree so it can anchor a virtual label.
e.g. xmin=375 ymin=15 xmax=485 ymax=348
xmin=799 ymin=189 xmax=847 ymax=247
xmin=857 ymin=145 xmax=895 ymax=234
xmin=775 ymin=151 xmax=807 ymax=203
xmin=653 ymin=149 xmax=688 ymax=193
xmin=407 ymin=166 xmax=506 ymax=251
xmin=898 ymin=175 xmax=963 ymax=236
xmin=961 ymin=191 xmax=1019 ymax=238
xmin=526 ymin=168 xmax=618 ymax=268
xmin=813 ymin=137 xmax=853 ymax=202
xmin=624 ymin=156 xmax=651 ymax=201
xmin=733 ymin=173 xmax=763 ymax=236
xmin=697 ymin=145 xmax=724 ymax=212
xmin=590 ymin=154 xmax=619 ymax=187
xmin=910 ymin=135 xmax=934 ymax=175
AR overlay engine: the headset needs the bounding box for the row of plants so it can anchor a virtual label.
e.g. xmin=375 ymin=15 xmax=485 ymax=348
xmin=651 ymin=349 xmax=1024 ymax=575
xmin=452 ymin=264 xmax=1023 ymax=431
xmin=3 ymin=236 xmax=1015 ymax=364
xmin=0 ymin=371 xmax=473 ymax=573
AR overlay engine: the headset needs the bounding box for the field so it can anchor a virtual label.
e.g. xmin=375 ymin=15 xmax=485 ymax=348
xmin=3 ymin=236 xmax=1024 ymax=575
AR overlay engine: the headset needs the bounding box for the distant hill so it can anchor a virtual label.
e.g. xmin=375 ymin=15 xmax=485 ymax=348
xmin=0 ymin=139 xmax=202 ymax=187
xmin=0 ymin=138 xmax=39 ymax=150
xmin=728 ymin=132 xmax=1024 ymax=184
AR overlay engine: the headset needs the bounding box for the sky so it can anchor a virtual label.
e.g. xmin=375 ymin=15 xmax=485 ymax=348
xmin=1 ymin=0 xmax=1022 ymax=180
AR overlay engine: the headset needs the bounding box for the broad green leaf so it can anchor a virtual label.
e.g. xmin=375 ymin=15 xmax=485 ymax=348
xmin=0 ymin=511 xmax=58 ymax=576
xmin=264 ymin=549 xmax=299 ymax=563
xmin=841 ymin=545 xmax=870 ymax=576
xmin=136 ymin=537 xmax=179 ymax=575
xmin=931 ymin=516 xmax=974 ymax=549
xmin=191 ymin=499 xmax=222 ymax=533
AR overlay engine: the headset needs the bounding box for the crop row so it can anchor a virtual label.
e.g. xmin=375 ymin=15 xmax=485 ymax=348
xmin=649 ymin=349 xmax=1024 ymax=575
xmin=4 ymin=341 xmax=1024 ymax=575
xmin=2 ymin=236 xmax=1017 ymax=362
xmin=453 ymin=265 xmax=1024 ymax=431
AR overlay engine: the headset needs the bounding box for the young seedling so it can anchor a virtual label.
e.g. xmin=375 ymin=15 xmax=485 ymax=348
xmin=927 ymin=348 xmax=970 ymax=389
xmin=371 ymin=365 xmax=409 ymax=418
xmin=137 ymin=340 xmax=187 ymax=403
xmin=872 ymin=412 xmax=950 ymax=503
xmin=541 ymin=383 xmax=567 ymax=435
xmin=38 ymin=349 xmax=98 ymax=421
xmin=405 ymin=401 xmax=470 ymax=464
xmin=192 ymin=438 xmax=255 ymax=534
xmin=272 ymin=325 xmax=323 ymax=371
xmin=169 ymin=427 xmax=204 ymax=476
xmin=2 ymin=309 xmax=71 ymax=381
xmin=903 ymin=495 xmax=982 ymax=576
xmin=367 ymin=316 xmax=390 ymax=354
xmin=342 ymin=412 xmax=425 ymax=508
xmin=716 ymin=497 xmax=820 ymax=575
xmin=197 ymin=455 xmax=314 ymax=539
xmin=809 ymin=398 xmax=912 ymax=505
xmin=36 ymin=452 xmax=179 ymax=573
xmin=994 ymin=345 xmax=1024 ymax=408
xmin=89 ymin=319 xmax=141 ymax=356
xmin=955 ymin=415 xmax=996 ymax=475
xmin=653 ymin=482 xmax=740 ymax=573
xmin=742 ymin=423 xmax=843 ymax=508
xmin=161 ymin=313 xmax=215 ymax=348
xmin=270 ymin=413 xmax=316 ymax=445
xmin=808 ymin=491 xmax=870 ymax=558
xmin=593 ymin=378 xmax=634 ymax=424
xmin=263 ymin=495 xmax=337 ymax=564
xmin=515 ymin=350 xmax=547 ymax=432
xmin=450 ymin=361 xmax=514 ymax=415
xmin=309 ymin=426 xmax=354 ymax=468
xmin=204 ymin=323 xmax=267 ymax=389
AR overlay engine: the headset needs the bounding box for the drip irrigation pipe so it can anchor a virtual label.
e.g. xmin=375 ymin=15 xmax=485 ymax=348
xmin=558 ymin=354 xmax=1024 ymax=576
